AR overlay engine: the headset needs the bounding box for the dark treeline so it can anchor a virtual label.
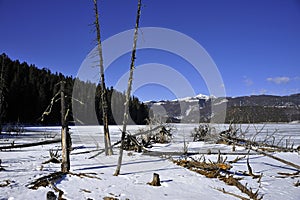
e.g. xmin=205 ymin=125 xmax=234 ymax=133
xmin=225 ymin=106 xmax=299 ymax=123
xmin=0 ymin=53 xmax=149 ymax=126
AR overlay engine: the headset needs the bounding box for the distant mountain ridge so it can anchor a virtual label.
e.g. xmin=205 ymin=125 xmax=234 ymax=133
xmin=145 ymin=93 xmax=300 ymax=123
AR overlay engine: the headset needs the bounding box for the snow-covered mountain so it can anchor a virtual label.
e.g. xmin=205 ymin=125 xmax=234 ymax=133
xmin=172 ymin=94 xmax=212 ymax=103
xmin=145 ymin=94 xmax=217 ymax=123
xmin=144 ymin=93 xmax=300 ymax=123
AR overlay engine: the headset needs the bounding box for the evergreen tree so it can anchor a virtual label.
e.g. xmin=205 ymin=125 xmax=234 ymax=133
xmin=0 ymin=53 xmax=149 ymax=126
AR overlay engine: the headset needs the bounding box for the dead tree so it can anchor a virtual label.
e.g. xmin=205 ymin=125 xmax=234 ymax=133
xmin=114 ymin=0 xmax=142 ymax=176
xmin=93 ymin=0 xmax=113 ymax=156
xmin=60 ymin=81 xmax=70 ymax=172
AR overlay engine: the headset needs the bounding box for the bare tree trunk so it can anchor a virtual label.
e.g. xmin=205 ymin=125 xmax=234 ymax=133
xmin=93 ymin=0 xmax=113 ymax=156
xmin=114 ymin=0 xmax=142 ymax=176
xmin=61 ymin=81 xmax=70 ymax=172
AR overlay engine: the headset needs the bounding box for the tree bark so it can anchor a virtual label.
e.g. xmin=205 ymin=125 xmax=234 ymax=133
xmin=60 ymin=81 xmax=70 ymax=173
xmin=93 ymin=0 xmax=113 ymax=156
xmin=148 ymin=173 xmax=161 ymax=186
xmin=114 ymin=0 xmax=142 ymax=176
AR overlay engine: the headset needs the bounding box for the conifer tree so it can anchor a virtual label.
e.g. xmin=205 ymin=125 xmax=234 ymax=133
xmin=0 ymin=54 xmax=8 ymax=133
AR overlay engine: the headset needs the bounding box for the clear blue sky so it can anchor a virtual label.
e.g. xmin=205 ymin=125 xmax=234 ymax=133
xmin=0 ymin=0 xmax=299 ymax=101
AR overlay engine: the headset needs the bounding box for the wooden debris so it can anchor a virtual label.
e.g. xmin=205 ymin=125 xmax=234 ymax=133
xmin=276 ymin=171 xmax=300 ymax=179
xmin=277 ymin=171 xmax=300 ymax=176
xmin=80 ymin=188 xmax=92 ymax=193
xmin=49 ymin=181 xmax=65 ymax=200
xmin=215 ymin=187 xmax=248 ymax=200
xmin=219 ymin=175 xmax=262 ymax=200
xmin=43 ymin=149 xmax=61 ymax=164
xmin=173 ymin=157 xmax=263 ymax=200
xmin=218 ymin=125 xmax=295 ymax=153
xmin=0 ymin=138 xmax=61 ymax=150
xmin=0 ymin=180 xmax=11 ymax=187
xmin=246 ymin=157 xmax=261 ymax=179
xmin=173 ymin=159 xmax=232 ymax=172
xmin=42 ymin=157 xmax=61 ymax=164
xmin=294 ymin=180 xmax=300 ymax=187
xmin=192 ymin=124 xmax=212 ymax=142
xmin=46 ymin=191 xmax=57 ymax=200
xmin=229 ymin=155 xmax=246 ymax=164
xmin=28 ymin=171 xmax=101 ymax=191
xmin=148 ymin=173 xmax=161 ymax=186
xmin=68 ymin=172 xmax=101 ymax=180
xmin=252 ymin=147 xmax=300 ymax=171
xmin=27 ymin=171 xmax=66 ymax=190
xmin=103 ymin=197 xmax=119 ymax=200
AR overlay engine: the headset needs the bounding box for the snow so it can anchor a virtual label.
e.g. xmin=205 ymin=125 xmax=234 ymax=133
xmin=213 ymin=98 xmax=229 ymax=105
xmin=172 ymin=93 xmax=211 ymax=102
xmin=1 ymin=124 xmax=300 ymax=200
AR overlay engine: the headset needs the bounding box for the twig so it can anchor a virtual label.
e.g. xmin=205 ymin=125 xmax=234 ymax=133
xmin=68 ymin=172 xmax=101 ymax=180
xmin=40 ymin=91 xmax=60 ymax=122
xmin=214 ymin=187 xmax=248 ymax=200
xmin=229 ymin=155 xmax=246 ymax=164
xmin=49 ymin=181 xmax=65 ymax=200
xmin=294 ymin=180 xmax=300 ymax=187
xmin=246 ymin=156 xmax=261 ymax=179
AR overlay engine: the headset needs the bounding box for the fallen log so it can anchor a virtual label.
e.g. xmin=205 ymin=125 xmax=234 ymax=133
xmin=251 ymin=147 xmax=300 ymax=171
xmin=143 ymin=150 xmax=260 ymax=157
xmin=0 ymin=138 xmax=61 ymax=150
xmin=27 ymin=171 xmax=66 ymax=190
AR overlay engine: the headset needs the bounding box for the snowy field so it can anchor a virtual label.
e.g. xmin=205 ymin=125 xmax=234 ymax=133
xmin=0 ymin=123 xmax=300 ymax=200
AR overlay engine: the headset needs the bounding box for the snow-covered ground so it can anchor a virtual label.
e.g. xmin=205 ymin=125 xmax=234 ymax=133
xmin=0 ymin=123 xmax=300 ymax=200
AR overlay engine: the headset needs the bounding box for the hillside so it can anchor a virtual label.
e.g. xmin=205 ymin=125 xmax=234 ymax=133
xmin=0 ymin=54 xmax=148 ymax=126
xmin=146 ymin=94 xmax=300 ymax=123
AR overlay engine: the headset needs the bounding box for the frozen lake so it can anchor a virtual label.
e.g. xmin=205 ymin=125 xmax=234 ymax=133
xmin=0 ymin=123 xmax=300 ymax=200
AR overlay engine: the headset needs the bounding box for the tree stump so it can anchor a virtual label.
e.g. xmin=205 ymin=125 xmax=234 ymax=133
xmin=46 ymin=191 xmax=57 ymax=200
xmin=147 ymin=173 xmax=161 ymax=186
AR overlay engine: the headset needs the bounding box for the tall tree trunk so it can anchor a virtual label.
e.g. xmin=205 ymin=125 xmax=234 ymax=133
xmin=114 ymin=0 xmax=142 ymax=176
xmin=60 ymin=81 xmax=70 ymax=172
xmin=93 ymin=0 xmax=113 ymax=156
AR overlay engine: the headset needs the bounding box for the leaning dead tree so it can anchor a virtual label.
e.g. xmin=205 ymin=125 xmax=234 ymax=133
xmin=93 ymin=0 xmax=113 ymax=156
xmin=114 ymin=0 xmax=142 ymax=176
